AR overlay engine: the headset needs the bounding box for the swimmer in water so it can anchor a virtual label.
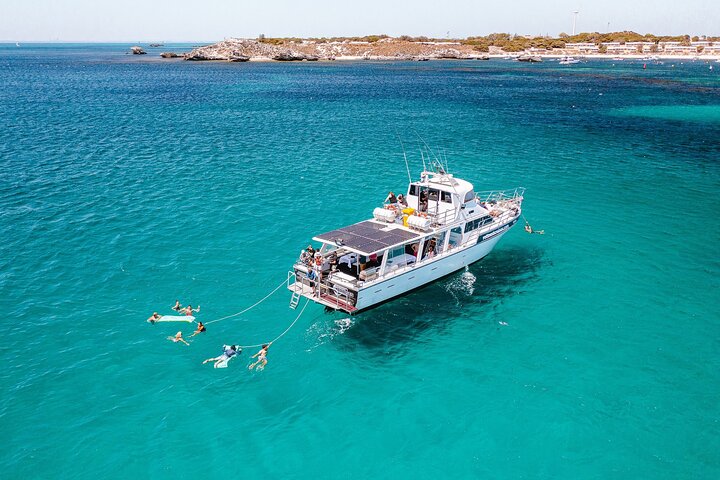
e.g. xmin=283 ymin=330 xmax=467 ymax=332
xmin=248 ymin=343 xmax=271 ymax=371
xmin=525 ymin=224 xmax=545 ymax=235
xmin=147 ymin=312 xmax=162 ymax=324
xmin=168 ymin=331 xmax=189 ymax=346
xmin=203 ymin=345 xmax=241 ymax=368
xmin=172 ymin=300 xmax=183 ymax=312
xmin=183 ymin=304 xmax=200 ymax=316
xmin=189 ymin=321 xmax=206 ymax=337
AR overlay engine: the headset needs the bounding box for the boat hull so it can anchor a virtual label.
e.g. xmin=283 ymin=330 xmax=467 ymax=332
xmin=353 ymin=219 xmax=516 ymax=312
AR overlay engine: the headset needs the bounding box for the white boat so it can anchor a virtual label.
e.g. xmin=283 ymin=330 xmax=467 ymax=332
xmin=288 ymin=164 xmax=524 ymax=314
xmin=559 ymin=56 xmax=580 ymax=65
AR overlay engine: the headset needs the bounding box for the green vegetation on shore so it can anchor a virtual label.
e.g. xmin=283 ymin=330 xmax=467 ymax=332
xmin=256 ymin=31 xmax=719 ymax=52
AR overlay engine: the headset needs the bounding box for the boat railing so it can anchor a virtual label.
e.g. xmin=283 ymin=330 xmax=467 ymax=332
xmin=289 ymin=267 xmax=355 ymax=308
xmin=428 ymin=208 xmax=456 ymax=226
xmin=462 ymin=207 xmax=519 ymax=247
xmin=474 ymin=187 xmax=525 ymax=204
xmin=287 ymin=270 xmax=298 ymax=289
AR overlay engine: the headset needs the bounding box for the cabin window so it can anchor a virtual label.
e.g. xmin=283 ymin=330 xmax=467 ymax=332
xmin=463 ymin=190 xmax=475 ymax=203
xmin=441 ymin=191 xmax=452 ymax=203
xmin=409 ymin=185 xmax=418 ymax=196
xmin=448 ymin=227 xmax=462 ymax=249
xmin=385 ymin=245 xmax=416 ymax=271
xmin=465 ymin=215 xmax=493 ymax=233
xmin=428 ymin=189 xmax=439 ymax=201
xmin=421 ymin=231 xmax=446 ymax=260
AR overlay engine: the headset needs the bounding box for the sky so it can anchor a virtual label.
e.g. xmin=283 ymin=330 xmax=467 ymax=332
xmin=1 ymin=0 xmax=718 ymax=42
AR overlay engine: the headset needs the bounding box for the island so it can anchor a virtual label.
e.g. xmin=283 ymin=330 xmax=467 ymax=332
xmin=171 ymin=32 xmax=720 ymax=62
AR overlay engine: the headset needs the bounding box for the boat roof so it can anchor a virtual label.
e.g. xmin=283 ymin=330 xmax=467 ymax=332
xmin=314 ymin=220 xmax=421 ymax=256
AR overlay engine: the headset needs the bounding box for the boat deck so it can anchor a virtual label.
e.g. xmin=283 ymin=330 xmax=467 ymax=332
xmin=288 ymin=281 xmax=358 ymax=313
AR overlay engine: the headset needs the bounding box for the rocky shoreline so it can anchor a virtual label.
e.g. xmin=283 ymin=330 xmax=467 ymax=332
xmin=151 ymin=37 xmax=720 ymax=63
xmin=177 ymin=38 xmax=491 ymax=62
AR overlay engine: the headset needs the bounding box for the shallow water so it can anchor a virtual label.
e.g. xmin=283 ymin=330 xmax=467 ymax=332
xmin=1 ymin=46 xmax=719 ymax=478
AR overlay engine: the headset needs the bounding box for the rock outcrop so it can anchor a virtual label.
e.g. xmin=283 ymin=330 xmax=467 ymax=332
xmin=180 ymin=38 xmax=525 ymax=62
xmin=130 ymin=46 xmax=146 ymax=55
xmin=160 ymin=52 xmax=180 ymax=58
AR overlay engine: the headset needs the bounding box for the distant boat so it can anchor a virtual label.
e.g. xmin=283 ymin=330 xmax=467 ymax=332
xmin=559 ymin=56 xmax=580 ymax=65
xmin=16 ymin=42 xmax=20 ymax=47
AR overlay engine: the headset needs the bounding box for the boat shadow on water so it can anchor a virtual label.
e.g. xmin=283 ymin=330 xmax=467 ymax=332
xmin=330 ymin=245 xmax=546 ymax=350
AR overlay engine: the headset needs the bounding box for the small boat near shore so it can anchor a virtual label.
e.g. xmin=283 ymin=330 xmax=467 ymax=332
xmin=559 ymin=56 xmax=580 ymax=65
xmin=288 ymin=163 xmax=524 ymax=314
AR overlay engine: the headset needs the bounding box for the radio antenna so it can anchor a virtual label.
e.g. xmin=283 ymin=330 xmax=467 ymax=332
xmin=396 ymin=133 xmax=412 ymax=183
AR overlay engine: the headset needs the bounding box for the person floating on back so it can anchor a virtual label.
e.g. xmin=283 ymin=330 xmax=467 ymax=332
xmin=147 ymin=312 xmax=162 ymax=324
xmin=248 ymin=343 xmax=271 ymax=371
xmin=189 ymin=322 xmax=206 ymax=338
xmin=203 ymin=345 xmax=241 ymax=368
xmin=168 ymin=331 xmax=189 ymax=346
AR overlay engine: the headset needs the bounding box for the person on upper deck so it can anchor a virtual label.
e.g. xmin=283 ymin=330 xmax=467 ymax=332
xmin=385 ymin=191 xmax=398 ymax=204
xmin=419 ymin=190 xmax=428 ymax=212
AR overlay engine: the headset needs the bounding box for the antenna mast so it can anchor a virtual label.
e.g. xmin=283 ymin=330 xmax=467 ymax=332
xmin=396 ymin=134 xmax=412 ymax=183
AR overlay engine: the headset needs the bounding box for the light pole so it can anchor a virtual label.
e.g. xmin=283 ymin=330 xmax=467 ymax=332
xmin=572 ymin=11 xmax=579 ymax=36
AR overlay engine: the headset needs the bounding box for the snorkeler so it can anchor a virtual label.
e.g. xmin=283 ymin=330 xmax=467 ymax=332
xmin=203 ymin=345 xmax=241 ymax=368
xmin=525 ymin=223 xmax=544 ymax=235
xmin=248 ymin=343 xmax=271 ymax=371
xmin=168 ymin=331 xmax=189 ymax=346
xmin=189 ymin=322 xmax=206 ymax=337
xmin=147 ymin=312 xmax=162 ymax=324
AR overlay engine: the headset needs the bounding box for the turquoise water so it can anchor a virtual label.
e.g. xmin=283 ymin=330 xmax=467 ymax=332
xmin=1 ymin=45 xmax=720 ymax=478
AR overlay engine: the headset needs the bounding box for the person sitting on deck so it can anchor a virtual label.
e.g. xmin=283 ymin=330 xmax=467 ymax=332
xmin=397 ymin=194 xmax=408 ymax=207
xmin=384 ymin=191 xmax=398 ymax=204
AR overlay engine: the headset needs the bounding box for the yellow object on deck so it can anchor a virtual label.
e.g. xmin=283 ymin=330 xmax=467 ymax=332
xmin=402 ymin=214 xmax=409 ymax=226
xmin=402 ymin=207 xmax=415 ymax=215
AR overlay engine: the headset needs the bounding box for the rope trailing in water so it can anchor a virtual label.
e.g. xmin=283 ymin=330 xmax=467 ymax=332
xmin=239 ymin=297 xmax=311 ymax=349
xmin=204 ymin=277 xmax=288 ymax=325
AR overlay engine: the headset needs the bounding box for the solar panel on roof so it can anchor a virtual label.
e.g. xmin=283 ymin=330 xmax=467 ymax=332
xmin=315 ymin=220 xmax=420 ymax=254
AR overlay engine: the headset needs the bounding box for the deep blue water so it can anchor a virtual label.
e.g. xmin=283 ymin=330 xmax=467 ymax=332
xmin=1 ymin=44 xmax=719 ymax=479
